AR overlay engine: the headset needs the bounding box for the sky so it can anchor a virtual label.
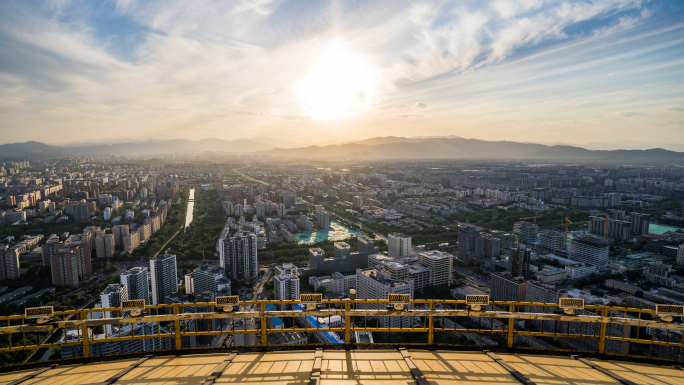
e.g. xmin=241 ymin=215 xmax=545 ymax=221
xmin=0 ymin=0 xmax=683 ymax=149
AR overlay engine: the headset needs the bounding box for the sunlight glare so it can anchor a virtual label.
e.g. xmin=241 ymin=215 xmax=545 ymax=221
xmin=297 ymin=47 xmax=375 ymax=119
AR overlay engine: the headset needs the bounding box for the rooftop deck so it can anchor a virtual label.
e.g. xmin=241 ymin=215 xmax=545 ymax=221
xmin=1 ymin=350 xmax=683 ymax=385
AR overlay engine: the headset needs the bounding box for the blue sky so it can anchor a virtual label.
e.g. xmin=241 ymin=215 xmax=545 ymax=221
xmin=0 ymin=0 xmax=682 ymax=149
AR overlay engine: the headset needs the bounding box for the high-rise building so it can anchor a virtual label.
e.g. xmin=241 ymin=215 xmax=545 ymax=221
xmin=112 ymin=224 xmax=129 ymax=246
xmin=481 ymin=233 xmax=501 ymax=258
xmin=357 ymin=237 xmax=378 ymax=255
xmin=315 ymin=210 xmax=330 ymax=230
xmin=388 ymin=233 xmax=411 ymax=259
xmin=418 ymin=251 xmax=453 ymax=287
xmin=677 ymin=244 xmax=684 ymax=267
xmin=355 ymin=267 xmax=414 ymax=328
xmin=150 ymin=254 xmax=178 ymax=305
xmin=123 ymin=231 xmax=140 ymax=253
xmin=73 ymin=202 xmax=90 ymax=221
xmin=629 ymin=212 xmax=651 ymax=237
xmin=491 ymin=272 xmax=526 ymax=302
xmin=538 ymin=230 xmax=565 ymax=253
xmin=334 ymin=242 xmax=351 ymax=259
xmin=513 ymin=221 xmax=539 ymax=245
xmin=606 ymin=193 xmax=621 ymax=207
xmin=121 ymin=267 xmax=150 ymax=302
xmin=44 ymin=242 xmax=91 ymax=285
xmin=219 ymin=233 xmax=258 ymax=282
xmin=184 ymin=265 xmax=230 ymax=296
xmin=0 ymin=249 xmax=20 ymax=280
xmin=96 ymin=234 xmax=115 ymax=259
xmin=457 ymin=225 xmax=483 ymax=261
xmin=282 ymin=191 xmax=296 ymax=207
xmin=274 ymin=264 xmax=300 ymax=301
xmin=569 ymin=235 xmax=609 ymax=271
xmin=589 ymin=216 xmax=631 ymax=241
xmin=490 ymin=230 xmax=515 ymax=250
xmin=51 ymin=252 xmax=80 ymax=286
xmin=525 ymin=281 xmax=567 ymax=332
xmin=352 ymin=196 xmax=363 ymax=208
xmin=100 ymin=283 xmax=128 ymax=321
xmin=509 ymin=245 xmax=531 ymax=279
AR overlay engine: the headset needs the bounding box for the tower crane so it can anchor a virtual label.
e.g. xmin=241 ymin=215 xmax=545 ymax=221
xmin=564 ymin=217 xmax=573 ymax=245
xmin=520 ymin=216 xmax=538 ymax=224
xmin=591 ymin=217 xmax=609 ymax=240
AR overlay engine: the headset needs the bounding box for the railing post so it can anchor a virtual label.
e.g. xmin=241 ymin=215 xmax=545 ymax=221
xmin=507 ymin=303 xmax=515 ymax=349
xmin=173 ymin=304 xmax=181 ymax=352
xmin=428 ymin=300 xmax=435 ymax=349
xmin=80 ymin=309 xmax=90 ymax=359
xmin=598 ymin=306 xmax=608 ymax=355
xmin=260 ymin=301 xmax=267 ymax=350
xmin=344 ymin=299 xmax=351 ymax=350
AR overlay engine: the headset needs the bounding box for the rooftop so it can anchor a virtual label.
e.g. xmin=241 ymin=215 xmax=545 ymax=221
xmin=1 ymin=350 xmax=682 ymax=385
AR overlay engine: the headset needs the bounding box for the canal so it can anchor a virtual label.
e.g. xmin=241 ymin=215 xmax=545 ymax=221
xmin=185 ymin=188 xmax=195 ymax=228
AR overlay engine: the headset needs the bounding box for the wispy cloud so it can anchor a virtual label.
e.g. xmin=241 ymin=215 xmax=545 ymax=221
xmin=619 ymin=111 xmax=645 ymax=117
xmin=0 ymin=0 xmax=681 ymax=146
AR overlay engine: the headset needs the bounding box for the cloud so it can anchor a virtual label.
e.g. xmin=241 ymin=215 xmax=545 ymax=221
xmin=0 ymin=0 xmax=679 ymax=146
xmin=668 ymin=107 xmax=684 ymax=112
xmin=619 ymin=111 xmax=644 ymax=117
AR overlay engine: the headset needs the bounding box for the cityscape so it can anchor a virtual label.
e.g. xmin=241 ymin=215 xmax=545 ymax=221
xmin=0 ymin=0 xmax=683 ymax=384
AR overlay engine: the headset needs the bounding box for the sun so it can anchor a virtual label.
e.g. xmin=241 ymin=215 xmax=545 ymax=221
xmin=297 ymin=46 xmax=375 ymax=119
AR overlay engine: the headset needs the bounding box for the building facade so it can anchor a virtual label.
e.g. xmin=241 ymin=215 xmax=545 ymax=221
xmin=150 ymin=254 xmax=178 ymax=305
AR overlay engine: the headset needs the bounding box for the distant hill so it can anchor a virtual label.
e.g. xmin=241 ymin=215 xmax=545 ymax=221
xmin=1 ymin=137 xmax=682 ymax=162
xmin=255 ymin=137 xmax=684 ymax=162
xmin=0 ymin=138 xmax=274 ymax=158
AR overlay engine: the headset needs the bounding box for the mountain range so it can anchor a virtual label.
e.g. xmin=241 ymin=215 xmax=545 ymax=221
xmin=0 ymin=137 xmax=682 ymax=163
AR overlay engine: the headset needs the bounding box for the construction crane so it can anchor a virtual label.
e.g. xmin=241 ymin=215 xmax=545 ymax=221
xmin=591 ymin=217 xmax=608 ymax=240
xmin=564 ymin=217 xmax=573 ymax=245
xmin=520 ymin=216 xmax=538 ymax=224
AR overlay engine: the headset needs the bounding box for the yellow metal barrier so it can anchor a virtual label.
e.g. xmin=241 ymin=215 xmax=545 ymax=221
xmin=0 ymin=299 xmax=682 ymax=367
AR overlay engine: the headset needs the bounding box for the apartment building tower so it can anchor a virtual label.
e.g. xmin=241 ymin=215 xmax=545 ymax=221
xmin=150 ymin=254 xmax=178 ymax=305
xmin=274 ymin=264 xmax=300 ymax=301
xmin=0 ymin=249 xmax=20 ymax=281
xmin=569 ymin=235 xmax=610 ymax=271
xmin=457 ymin=224 xmax=483 ymax=261
xmin=219 ymin=232 xmax=258 ymax=282
xmin=184 ymin=265 xmax=230 ymax=296
xmin=491 ymin=272 xmax=526 ymax=302
xmin=355 ymin=267 xmax=414 ymax=328
xmin=121 ymin=267 xmax=150 ymax=302
xmin=388 ymin=233 xmax=412 ymax=259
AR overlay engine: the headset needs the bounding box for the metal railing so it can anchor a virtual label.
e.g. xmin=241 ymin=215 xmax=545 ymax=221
xmin=1 ymin=299 xmax=683 ymax=367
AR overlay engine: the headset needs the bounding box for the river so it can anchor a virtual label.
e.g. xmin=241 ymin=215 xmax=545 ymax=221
xmin=185 ymin=188 xmax=195 ymax=228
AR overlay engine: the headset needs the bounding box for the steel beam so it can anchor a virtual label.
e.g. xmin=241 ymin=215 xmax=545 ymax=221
xmin=484 ymin=350 xmax=537 ymax=385
xmin=399 ymin=348 xmax=430 ymax=385
xmin=572 ymin=355 xmax=637 ymax=385
xmin=202 ymin=352 xmax=237 ymax=385
xmin=308 ymin=348 xmax=323 ymax=385
xmin=98 ymin=355 xmax=150 ymax=385
xmin=7 ymin=365 xmax=58 ymax=385
xmin=2 ymin=309 xmax=682 ymax=335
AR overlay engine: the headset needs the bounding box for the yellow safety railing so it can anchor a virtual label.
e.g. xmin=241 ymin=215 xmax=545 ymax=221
xmin=0 ymin=299 xmax=682 ymax=367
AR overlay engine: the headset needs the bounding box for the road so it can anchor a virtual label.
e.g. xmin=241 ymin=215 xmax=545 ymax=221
xmin=250 ymin=267 xmax=272 ymax=302
xmin=235 ymin=169 xmax=269 ymax=186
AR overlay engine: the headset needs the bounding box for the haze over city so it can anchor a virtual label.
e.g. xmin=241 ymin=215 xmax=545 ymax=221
xmin=1 ymin=0 xmax=683 ymax=149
